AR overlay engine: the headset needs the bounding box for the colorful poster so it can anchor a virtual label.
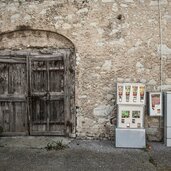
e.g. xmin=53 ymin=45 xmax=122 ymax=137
xmin=150 ymin=93 xmax=162 ymax=116
xmin=125 ymin=86 xmax=131 ymax=102
xmin=132 ymin=86 xmax=138 ymax=102
xmin=121 ymin=111 xmax=130 ymax=118
xmin=132 ymin=111 xmax=140 ymax=118
xmin=117 ymin=83 xmax=146 ymax=105
xmin=118 ymin=86 xmax=123 ymax=102
xmin=140 ymin=86 xmax=145 ymax=102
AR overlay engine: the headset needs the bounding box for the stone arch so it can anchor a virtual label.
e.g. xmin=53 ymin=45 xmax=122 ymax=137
xmin=0 ymin=29 xmax=76 ymax=137
xmin=0 ymin=29 xmax=75 ymax=50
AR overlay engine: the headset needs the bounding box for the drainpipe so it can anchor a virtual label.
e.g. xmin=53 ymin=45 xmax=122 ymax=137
xmin=158 ymin=0 xmax=163 ymax=92
xmin=158 ymin=0 xmax=163 ymax=128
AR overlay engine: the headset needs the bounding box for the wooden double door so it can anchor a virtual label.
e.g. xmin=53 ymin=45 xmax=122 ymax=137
xmin=0 ymin=52 xmax=70 ymax=136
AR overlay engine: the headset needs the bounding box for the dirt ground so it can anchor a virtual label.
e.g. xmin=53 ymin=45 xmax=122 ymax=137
xmin=0 ymin=137 xmax=171 ymax=171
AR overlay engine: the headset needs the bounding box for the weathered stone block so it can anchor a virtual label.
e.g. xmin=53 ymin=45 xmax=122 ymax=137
xmin=147 ymin=79 xmax=157 ymax=85
xmin=159 ymin=44 xmax=171 ymax=55
xmin=62 ymin=23 xmax=72 ymax=30
xmin=102 ymin=60 xmax=112 ymax=71
xmin=94 ymin=105 xmax=114 ymax=117
xmin=102 ymin=0 xmax=115 ymax=3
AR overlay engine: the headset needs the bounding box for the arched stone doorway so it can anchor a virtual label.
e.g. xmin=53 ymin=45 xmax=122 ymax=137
xmin=0 ymin=29 xmax=75 ymax=137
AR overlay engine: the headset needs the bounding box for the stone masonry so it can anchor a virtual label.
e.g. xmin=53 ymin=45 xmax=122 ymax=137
xmin=0 ymin=0 xmax=171 ymax=141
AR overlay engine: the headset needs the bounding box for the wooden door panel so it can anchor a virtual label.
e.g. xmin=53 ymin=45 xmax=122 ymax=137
xmin=0 ymin=101 xmax=26 ymax=133
xmin=49 ymin=60 xmax=64 ymax=92
xmin=49 ymin=70 xmax=64 ymax=92
xmin=0 ymin=64 xmax=8 ymax=94
xmin=32 ymin=71 xmax=47 ymax=92
xmin=10 ymin=64 xmax=27 ymax=94
xmin=31 ymin=61 xmax=47 ymax=92
xmin=32 ymin=124 xmax=46 ymax=132
xmin=30 ymin=56 xmax=65 ymax=135
xmin=0 ymin=102 xmax=10 ymax=132
xmin=13 ymin=102 xmax=27 ymax=132
xmin=31 ymin=97 xmax=47 ymax=123
xmin=0 ymin=52 xmax=71 ymax=136
xmin=0 ymin=57 xmax=28 ymax=135
xmin=49 ymin=99 xmax=64 ymax=123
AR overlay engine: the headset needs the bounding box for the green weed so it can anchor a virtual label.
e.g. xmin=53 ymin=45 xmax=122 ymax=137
xmin=45 ymin=140 xmax=68 ymax=151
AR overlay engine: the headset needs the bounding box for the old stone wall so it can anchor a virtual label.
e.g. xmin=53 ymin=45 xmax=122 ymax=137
xmin=0 ymin=0 xmax=171 ymax=141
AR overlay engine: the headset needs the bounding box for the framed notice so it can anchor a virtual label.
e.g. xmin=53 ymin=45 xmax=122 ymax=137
xmin=149 ymin=92 xmax=162 ymax=116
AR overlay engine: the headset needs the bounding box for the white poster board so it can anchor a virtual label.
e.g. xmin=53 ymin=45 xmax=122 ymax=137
xmin=149 ymin=92 xmax=162 ymax=116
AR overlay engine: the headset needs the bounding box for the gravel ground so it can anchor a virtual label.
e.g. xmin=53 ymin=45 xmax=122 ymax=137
xmin=0 ymin=137 xmax=170 ymax=171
